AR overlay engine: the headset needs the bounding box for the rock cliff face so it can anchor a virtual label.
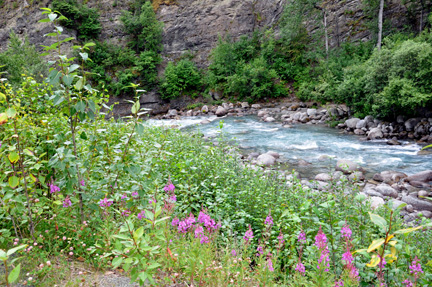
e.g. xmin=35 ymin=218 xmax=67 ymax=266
xmin=0 ymin=0 xmax=427 ymax=67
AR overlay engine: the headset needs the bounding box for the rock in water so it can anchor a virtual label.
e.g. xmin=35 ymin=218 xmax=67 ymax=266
xmin=201 ymin=105 xmax=209 ymax=113
xmin=336 ymin=159 xmax=359 ymax=174
xmin=215 ymin=106 xmax=227 ymax=117
xmin=266 ymin=151 xmax=280 ymax=159
xmin=405 ymin=170 xmax=432 ymax=183
xmin=345 ymin=118 xmax=360 ymax=129
xmin=256 ymin=153 xmax=276 ymax=166
xmin=368 ymin=127 xmax=383 ymax=139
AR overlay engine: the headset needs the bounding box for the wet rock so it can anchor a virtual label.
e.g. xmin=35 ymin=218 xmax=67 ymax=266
xmin=409 ymin=181 xmax=431 ymax=189
xmin=167 ymin=109 xmax=178 ymax=117
xmin=283 ymin=124 xmax=293 ymax=128
xmin=417 ymin=149 xmax=432 ymax=155
xmin=356 ymin=119 xmax=367 ymax=129
xmin=336 ymin=159 xmax=359 ymax=174
xmin=257 ymin=110 xmax=267 ymax=117
xmin=368 ymin=127 xmax=383 ymax=139
xmin=387 ymin=139 xmax=401 ymax=145
xmin=345 ymin=118 xmax=360 ymax=129
xmin=405 ymin=118 xmax=421 ymax=131
xmin=416 ymin=210 xmax=432 ymax=218
xmin=315 ymin=173 xmax=332 ymax=182
xmin=401 ymin=195 xmax=432 ymax=211
xmin=215 ymin=106 xmax=228 ymax=117
xmin=247 ymin=152 xmax=260 ymax=160
xmin=373 ymin=170 xmax=407 ymax=184
xmin=200 ymin=119 xmax=210 ymax=124
xmin=298 ymin=159 xmax=311 ymax=166
xmin=307 ymin=109 xmax=317 ymax=117
xmin=354 ymin=129 xmax=366 ymax=135
xmin=256 ymin=153 xmax=276 ymax=166
xmin=406 ymin=204 xmax=414 ymax=213
xmin=251 ymin=104 xmax=261 ymax=109
xmin=222 ymin=103 xmax=230 ymax=110
xmin=186 ymin=110 xmax=193 ymax=116
xmin=418 ymin=190 xmax=430 ymax=198
xmin=267 ymin=151 xmax=280 ymax=159
xmin=376 ymin=184 xmax=399 ymax=198
xmin=318 ymin=155 xmax=331 ymax=161
xmin=370 ymin=197 xmax=385 ymax=210
xmin=241 ymin=102 xmax=250 ymax=109
xmin=264 ymin=117 xmax=276 ymax=122
xmin=405 ymin=170 xmax=432 ymax=183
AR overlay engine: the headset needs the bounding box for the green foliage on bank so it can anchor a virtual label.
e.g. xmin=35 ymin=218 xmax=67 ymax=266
xmin=160 ymin=59 xmax=202 ymax=99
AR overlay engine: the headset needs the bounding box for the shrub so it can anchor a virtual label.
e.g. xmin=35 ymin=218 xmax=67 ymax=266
xmin=0 ymin=32 xmax=47 ymax=86
xmin=52 ymin=0 xmax=101 ymax=40
xmin=120 ymin=1 xmax=163 ymax=53
xmin=160 ymin=59 xmax=202 ymax=99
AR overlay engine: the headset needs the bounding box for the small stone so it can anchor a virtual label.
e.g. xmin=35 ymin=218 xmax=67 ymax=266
xmin=406 ymin=204 xmax=414 ymax=213
xmin=251 ymin=104 xmax=261 ymax=109
xmin=418 ymin=190 xmax=430 ymax=198
xmin=375 ymin=184 xmax=399 ymax=198
xmin=387 ymin=139 xmax=401 ymax=145
xmin=345 ymin=118 xmax=360 ymax=129
xmin=370 ymin=197 xmax=385 ymax=210
xmin=315 ymin=173 xmax=332 ymax=182
xmin=264 ymin=117 xmax=275 ymax=122
xmin=349 ymin=171 xmax=365 ymax=182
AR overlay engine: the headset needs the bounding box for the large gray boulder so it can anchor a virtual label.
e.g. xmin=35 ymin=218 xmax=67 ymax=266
xmin=266 ymin=151 xmax=280 ymax=159
xmin=256 ymin=153 xmax=276 ymax=166
xmin=167 ymin=109 xmax=178 ymax=117
xmin=307 ymin=109 xmax=317 ymax=117
xmin=405 ymin=118 xmax=421 ymax=131
xmin=201 ymin=105 xmax=209 ymax=113
xmin=345 ymin=118 xmax=360 ymax=129
xmin=405 ymin=170 xmax=432 ymax=183
xmin=373 ymin=170 xmax=408 ymax=184
xmin=370 ymin=197 xmax=385 ymax=210
xmin=401 ymin=195 xmax=432 ymax=211
xmin=336 ymin=159 xmax=359 ymax=174
xmin=315 ymin=173 xmax=332 ymax=182
xmin=368 ymin=127 xmax=383 ymax=139
xmin=215 ymin=106 xmax=228 ymax=117
xmin=356 ymin=119 xmax=367 ymax=129
xmin=375 ymin=184 xmax=399 ymax=198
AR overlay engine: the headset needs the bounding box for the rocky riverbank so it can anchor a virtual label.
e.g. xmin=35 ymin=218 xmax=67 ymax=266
xmin=156 ymin=100 xmax=432 ymax=223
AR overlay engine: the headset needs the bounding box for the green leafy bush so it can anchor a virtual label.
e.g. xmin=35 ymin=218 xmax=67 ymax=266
xmin=52 ymin=0 xmax=101 ymax=40
xmin=160 ymin=59 xmax=202 ymax=99
xmin=0 ymin=32 xmax=48 ymax=86
xmin=120 ymin=1 xmax=163 ymax=53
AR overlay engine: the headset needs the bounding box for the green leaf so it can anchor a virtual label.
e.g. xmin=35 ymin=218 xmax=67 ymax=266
xmin=8 ymin=263 xmax=20 ymax=283
xmin=79 ymin=52 xmax=88 ymax=61
xmin=84 ymin=42 xmax=96 ymax=48
xmin=68 ymin=64 xmax=80 ymax=73
xmin=0 ymin=92 xmax=6 ymax=102
xmin=7 ymin=244 xmax=27 ymax=256
xmin=38 ymin=18 xmax=51 ymax=23
xmin=74 ymin=78 xmax=84 ymax=91
xmin=62 ymin=74 xmax=74 ymax=87
xmin=131 ymin=101 xmax=140 ymax=114
xmin=80 ymin=132 xmax=88 ymax=140
xmin=8 ymin=152 xmax=19 ymax=164
xmin=112 ymin=256 xmax=123 ymax=269
xmin=48 ymin=13 xmax=58 ymax=22
xmin=138 ymin=272 xmax=148 ymax=282
xmin=133 ymin=227 xmax=144 ymax=241
xmin=8 ymin=176 xmax=19 ymax=188
xmin=368 ymin=212 xmax=387 ymax=231
xmin=112 ymin=234 xmax=130 ymax=240
xmin=75 ymin=101 xmax=86 ymax=113
xmin=136 ymin=123 xmax=144 ymax=136
xmin=6 ymin=108 xmax=17 ymax=118
xmin=394 ymin=226 xmax=423 ymax=234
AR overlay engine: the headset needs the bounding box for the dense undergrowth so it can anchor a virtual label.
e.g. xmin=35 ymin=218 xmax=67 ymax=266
xmin=1 ymin=8 xmax=432 ymax=287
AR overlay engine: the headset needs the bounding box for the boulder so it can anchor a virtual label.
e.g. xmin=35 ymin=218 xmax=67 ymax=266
xmin=401 ymin=195 xmax=432 ymax=211
xmin=167 ymin=109 xmax=178 ymax=117
xmin=416 ymin=210 xmax=432 ymax=219
xmin=257 ymin=110 xmax=267 ymax=117
xmin=256 ymin=153 xmax=276 ymax=166
xmin=200 ymin=119 xmax=210 ymax=124
xmin=222 ymin=103 xmax=230 ymax=110
xmin=373 ymin=170 xmax=407 ymax=184
xmin=241 ymin=102 xmax=250 ymax=109
xmin=375 ymin=184 xmax=399 ymax=198
xmin=388 ymin=199 xmax=406 ymax=210
xmin=364 ymin=115 xmax=374 ymax=123
xmin=315 ymin=173 xmax=332 ymax=182
xmin=370 ymin=197 xmax=385 ymax=210
xmin=251 ymin=104 xmax=261 ymax=109
xmin=405 ymin=118 xmax=421 ymax=131
xmin=201 ymin=105 xmax=209 ymax=113
xmin=307 ymin=109 xmax=317 ymax=117
xmin=356 ymin=120 xmax=367 ymax=129
xmin=387 ymin=139 xmax=401 ymax=145
xmin=349 ymin=171 xmax=365 ymax=181
xmin=354 ymin=129 xmax=365 ymax=135
xmin=368 ymin=127 xmax=383 ymax=139
xmin=247 ymin=152 xmax=260 ymax=160
xmin=186 ymin=110 xmax=193 ymax=117
xmin=264 ymin=117 xmax=276 ymax=122
xmin=405 ymin=170 xmax=432 ymax=183
xmin=336 ymin=159 xmax=359 ymax=174
xmin=266 ymin=151 xmax=280 ymax=159
xmin=345 ymin=118 xmax=360 ymax=129
xmin=215 ymin=106 xmax=228 ymax=117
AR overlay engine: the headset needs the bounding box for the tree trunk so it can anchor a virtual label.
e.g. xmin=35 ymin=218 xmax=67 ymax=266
xmin=377 ymin=0 xmax=384 ymax=50
xmin=324 ymin=9 xmax=329 ymax=57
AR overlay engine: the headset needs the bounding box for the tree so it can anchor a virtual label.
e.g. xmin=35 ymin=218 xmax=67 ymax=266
xmin=377 ymin=0 xmax=384 ymax=50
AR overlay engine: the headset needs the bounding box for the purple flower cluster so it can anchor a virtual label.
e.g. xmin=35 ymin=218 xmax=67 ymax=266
xmin=137 ymin=210 xmax=145 ymax=220
xmin=267 ymin=256 xmax=274 ymax=272
xmin=298 ymin=231 xmax=306 ymax=244
xmin=340 ymin=224 xmax=359 ymax=281
xmin=49 ymin=183 xmax=60 ymax=194
xmin=264 ymin=210 xmax=273 ymax=226
xmin=243 ymin=225 xmax=254 ymax=243
xmin=315 ymin=227 xmax=330 ymax=272
xmin=131 ymin=191 xmax=139 ymax=198
xmin=402 ymin=280 xmax=413 ymax=287
xmin=164 ymin=182 xmax=175 ymax=192
xmin=63 ymin=196 xmax=71 ymax=208
xmin=295 ymin=262 xmax=305 ymax=275
xmin=333 ymin=280 xmax=344 ymax=287
xmin=341 ymin=224 xmax=352 ymax=239
xmin=198 ymin=210 xmax=221 ymax=232
xmin=80 ymin=180 xmax=85 ymax=187
xmin=409 ymin=256 xmax=423 ymax=278
xmin=256 ymin=245 xmax=264 ymax=257
xmin=172 ymin=210 xmax=220 ymax=245
xmin=99 ymin=197 xmax=113 ymax=208
xmin=121 ymin=210 xmax=131 ymax=217
xmin=277 ymin=230 xmax=285 ymax=247
xmin=231 ymin=249 xmax=237 ymax=257
xmin=176 ymin=213 xmax=196 ymax=233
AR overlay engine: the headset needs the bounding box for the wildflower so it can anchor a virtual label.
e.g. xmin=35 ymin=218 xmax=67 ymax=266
xmin=315 ymin=226 xmax=330 ymax=272
xmin=402 ymin=279 xmax=413 ymax=287
xmin=298 ymin=230 xmax=306 ymax=244
xmin=378 ymin=255 xmax=386 ymax=269
xmin=69 ymin=252 xmax=73 ymax=256
xmin=164 ymin=181 xmax=175 ymax=192
xmin=256 ymin=245 xmax=263 ymax=257
xmin=137 ymin=211 xmax=146 ymax=220
xmin=277 ymin=230 xmax=285 ymax=246
xmin=171 ymin=217 xmax=179 ymax=226
xmin=99 ymin=197 xmax=113 ymax=208
xmin=121 ymin=194 xmax=128 ymax=200
xmin=46 ymin=261 xmax=51 ymax=266
xmin=409 ymin=256 xmax=423 ymax=278
xmin=49 ymin=183 xmax=60 ymax=193
xmin=267 ymin=256 xmax=274 ymax=272
xmin=194 ymin=225 xmax=204 ymax=238
xmin=63 ymin=196 xmax=72 ymax=208
xmin=200 ymin=235 xmax=210 ymax=244
xmin=121 ymin=210 xmax=131 ymax=217
xmin=80 ymin=180 xmax=85 ymax=186
xmin=342 ymin=249 xmax=353 ymax=264
xmin=243 ymin=225 xmax=254 ymax=242
xmin=264 ymin=210 xmax=273 ymax=226
xmin=169 ymin=194 xmax=177 ymax=202
xmin=295 ymin=261 xmax=305 ymax=275
xmin=341 ymin=224 xmax=352 ymax=239
xmin=231 ymin=249 xmax=237 ymax=257
xmin=334 ymin=280 xmax=344 ymax=287
xmin=13 ymin=242 xmax=17 ymax=245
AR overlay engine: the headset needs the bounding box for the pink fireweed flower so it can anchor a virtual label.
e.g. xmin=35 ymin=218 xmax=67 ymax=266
xmin=342 ymin=249 xmax=353 ymax=264
xmin=63 ymin=196 xmax=72 ymax=208
xmin=341 ymin=224 xmax=352 ymax=239
xmin=194 ymin=225 xmax=204 ymax=238
xmin=264 ymin=210 xmax=273 ymax=226
xmin=121 ymin=210 xmax=131 ymax=217
xmin=295 ymin=261 xmax=305 ymax=275
xmin=243 ymin=225 xmax=254 ymax=243
xmin=277 ymin=230 xmax=285 ymax=246
xmin=267 ymin=256 xmax=274 ymax=272
xmin=256 ymin=245 xmax=263 ymax=257
xmin=231 ymin=249 xmax=237 ymax=257
xmin=131 ymin=192 xmax=139 ymax=198
xmin=315 ymin=227 xmax=330 ymax=272
xmin=169 ymin=195 xmax=177 ymax=202
xmin=200 ymin=235 xmax=210 ymax=244
xmin=80 ymin=180 xmax=85 ymax=186
xmin=172 ymin=217 xmax=179 ymax=226
xmin=137 ymin=211 xmax=145 ymax=220
xmin=402 ymin=279 xmax=414 ymax=287
xmin=49 ymin=183 xmax=60 ymax=193
xmin=334 ymin=280 xmax=344 ymax=287
xmin=409 ymin=256 xmax=423 ymax=278
xmin=121 ymin=194 xmax=128 ymax=200
xmin=298 ymin=230 xmax=306 ymax=244
xmin=164 ymin=182 xmax=175 ymax=192
xmin=378 ymin=255 xmax=386 ymax=269
xmin=99 ymin=197 xmax=113 ymax=208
